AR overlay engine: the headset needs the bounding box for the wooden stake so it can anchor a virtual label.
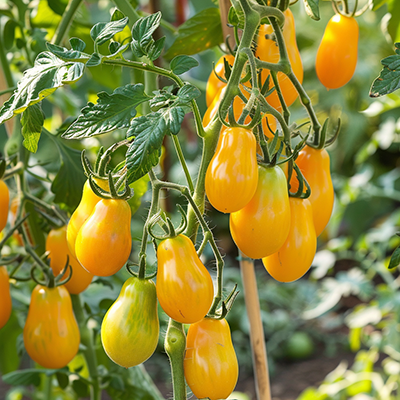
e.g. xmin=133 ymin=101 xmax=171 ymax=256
xmin=219 ymin=0 xmax=236 ymax=51
xmin=240 ymin=253 xmax=272 ymax=400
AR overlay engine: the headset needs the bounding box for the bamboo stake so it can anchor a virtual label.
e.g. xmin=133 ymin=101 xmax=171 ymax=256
xmin=239 ymin=252 xmax=272 ymax=400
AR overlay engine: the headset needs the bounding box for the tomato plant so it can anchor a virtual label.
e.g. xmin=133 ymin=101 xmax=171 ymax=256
xmin=262 ymin=197 xmax=317 ymax=283
xmin=46 ymin=226 xmax=93 ymax=294
xmin=75 ymin=199 xmax=132 ymax=277
xmin=315 ymin=13 xmax=359 ymax=89
xmin=101 ymin=276 xmax=159 ymax=368
xmin=205 ymin=126 xmax=258 ymax=213
xmin=184 ymin=317 xmax=238 ymax=400
xmin=230 ymin=164 xmax=291 ymax=259
xmin=23 ymin=284 xmax=80 ymax=369
xmin=156 ymin=234 xmax=214 ymax=324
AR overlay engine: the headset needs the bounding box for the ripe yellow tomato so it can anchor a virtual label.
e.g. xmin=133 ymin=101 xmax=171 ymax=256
xmin=184 ymin=318 xmax=238 ymax=400
xmin=256 ymin=8 xmax=303 ymax=111
xmin=315 ymin=14 xmax=359 ymax=89
xmin=290 ymin=146 xmax=334 ymax=236
xmin=23 ymin=284 xmax=80 ymax=369
xmin=46 ymin=226 xmax=93 ymax=294
xmin=0 ymin=179 xmax=9 ymax=233
xmin=0 ymin=266 xmax=12 ymax=329
xmin=205 ymin=127 xmax=258 ymax=213
xmin=206 ymin=54 xmax=235 ymax=107
xmin=101 ymin=276 xmax=159 ymax=368
xmin=156 ymin=234 xmax=214 ymax=324
xmin=67 ymin=179 xmax=109 ymax=258
xmin=75 ymin=199 xmax=132 ymax=276
xmin=230 ymin=164 xmax=291 ymax=259
xmin=262 ymin=197 xmax=317 ymax=282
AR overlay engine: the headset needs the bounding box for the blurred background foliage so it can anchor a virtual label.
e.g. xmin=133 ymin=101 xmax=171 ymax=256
xmin=1 ymin=0 xmax=400 ymax=399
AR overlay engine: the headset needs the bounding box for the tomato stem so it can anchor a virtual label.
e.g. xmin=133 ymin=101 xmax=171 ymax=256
xmin=171 ymin=135 xmax=194 ymax=194
xmin=51 ymin=0 xmax=83 ymax=46
xmin=164 ymin=319 xmax=187 ymax=400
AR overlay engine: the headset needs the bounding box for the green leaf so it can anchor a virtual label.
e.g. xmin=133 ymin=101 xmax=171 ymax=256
xmin=303 ymin=0 xmax=320 ymax=21
xmin=149 ymin=88 xmax=176 ymax=110
xmin=70 ymin=37 xmax=86 ymax=52
xmin=72 ymin=379 xmax=90 ymax=397
xmin=0 ymin=52 xmax=85 ymax=124
xmin=170 ymin=55 xmax=199 ymax=75
xmin=0 ymin=313 xmax=22 ymax=374
xmin=3 ymin=369 xmax=46 ymax=386
xmin=111 ymin=9 xmax=126 ymax=22
xmin=148 ymin=36 xmax=166 ymax=61
xmin=370 ymin=43 xmax=400 ymax=98
xmin=387 ymin=0 xmax=400 ymax=43
xmin=162 ymin=106 xmax=186 ymax=134
xmin=163 ymin=8 xmax=223 ymax=60
xmin=126 ymin=113 xmax=167 ymax=183
xmin=56 ymin=372 xmax=69 ymax=389
xmin=4 ymin=19 xmax=17 ymax=50
xmin=177 ymin=84 xmax=201 ymax=103
xmin=62 ymin=84 xmax=149 ymax=139
xmin=86 ymin=53 xmax=102 ymax=67
xmin=131 ymin=12 xmax=162 ymax=58
xmin=90 ymin=17 xmax=129 ymax=46
xmin=48 ymin=0 xmax=69 ymax=15
xmin=388 ymin=245 xmax=400 ymax=269
xmin=48 ymin=132 xmax=86 ymax=209
xmin=21 ymin=104 xmax=44 ymax=153
xmin=46 ymin=42 xmax=88 ymax=61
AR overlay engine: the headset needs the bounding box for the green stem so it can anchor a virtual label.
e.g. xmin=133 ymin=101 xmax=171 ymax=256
xmin=0 ymin=87 xmax=16 ymax=96
xmin=52 ymin=0 xmax=83 ymax=45
xmin=24 ymin=192 xmax=68 ymax=225
xmin=171 ymin=135 xmax=194 ymax=194
xmin=164 ymin=319 xmax=186 ymax=400
xmin=71 ymin=295 xmax=101 ymax=400
xmin=3 ymin=161 xmax=24 ymax=180
xmin=43 ymin=374 xmax=52 ymax=400
xmin=112 ymin=0 xmax=141 ymax=26
xmin=271 ymin=70 xmax=290 ymax=124
xmin=0 ymin=20 xmax=14 ymax=88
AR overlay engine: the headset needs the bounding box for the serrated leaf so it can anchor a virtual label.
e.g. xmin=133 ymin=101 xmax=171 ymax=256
xmin=388 ymin=245 xmax=400 ymax=269
xmin=170 ymin=55 xmax=199 ymax=75
xmin=63 ymin=84 xmax=149 ymax=139
xmin=70 ymin=37 xmax=86 ymax=52
xmin=131 ymin=12 xmax=162 ymax=58
xmin=303 ymin=0 xmax=320 ymax=21
xmin=3 ymin=369 xmax=45 ymax=386
xmin=163 ymin=8 xmax=223 ymax=60
xmin=0 ymin=52 xmax=85 ymax=124
xmin=370 ymin=43 xmax=400 ymax=97
xmin=177 ymin=84 xmax=201 ymax=103
xmin=21 ymin=104 xmax=44 ymax=153
xmin=162 ymin=106 xmax=186 ymax=134
xmin=86 ymin=53 xmax=101 ymax=67
xmin=149 ymin=90 xmax=176 ymax=110
xmin=126 ymin=113 xmax=167 ymax=183
xmin=90 ymin=17 xmax=129 ymax=46
xmin=48 ymin=133 xmax=86 ymax=209
xmin=148 ymin=36 xmax=166 ymax=61
xmin=46 ymin=42 xmax=88 ymax=61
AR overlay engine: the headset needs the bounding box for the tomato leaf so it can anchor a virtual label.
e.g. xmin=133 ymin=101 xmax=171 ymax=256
xmin=48 ymin=0 xmax=68 ymax=15
xmin=370 ymin=43 xmax=400 ymax=97
xmin=372 ymin=0 xmax=388 ymax=10
xmin=163 ymin=8 xmax=223 ymax=60
xmin=90 ymin=17 xmax=129 ymax=46
xmin=170 ymin=55 xmax=199 ymax=75
xmin=47 ymin=131 xmax=86 ymax=209
xmin=62 ymin=84 xmax=149 ymax=139
xmin=126 ymin=113 xmax=166 ymax=183
xmin=0 ymin=52 xmax=85 ymax=124
xmin=388 ymin=245 xmax=400 ymax=269
xmin=69 ymin=37 xmax=86 ymax=52
xmin=0 ymin=313 xmax=22 ymax=374
xmin=56 ymin=372 xmax=69 ymax=389
xmin=72 ymin=378 xmax=90 ymax=397
xmin=86 ymin=52 xmax=102 ymax=67
xmin=177 ymin=84 xmax=201 ymax=103
xmin=21 ymin=103 xmax=44 ymax=153
xmin=302 ymin=0 xmax=320 ymax=21
xmin=2 ymin=369 xmax=45 ymax=386
xmin=46 ymin=42 xmax=89 ymax=61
